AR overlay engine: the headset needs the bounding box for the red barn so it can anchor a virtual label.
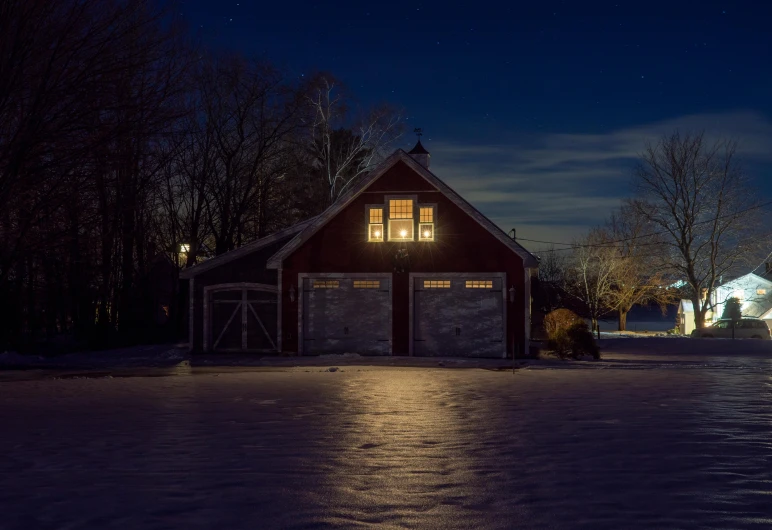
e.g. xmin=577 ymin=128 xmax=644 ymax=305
xmin=181 ymin=143 xmax=539 ymax=357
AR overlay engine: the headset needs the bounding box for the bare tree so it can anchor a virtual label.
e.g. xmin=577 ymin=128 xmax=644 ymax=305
xmin=0 ymin=0 xmax=189 ymax=347
xmin=605 ymin=202 xmax=676 ymax=331
xmin=535 ymin=247 xmax=568 ymax=315
xmin=0 ymin=0 xmax=406 ymax=351
xmin=306 ymin=76 xmax=403 ymax=207
xmin=157 ymin=105 xmax=219 ymax=268
xmin=200 ymin=57 xmax=307 ymax=255
xmin=564 ymin=229 xmax=619 ymax=338
xmin=632 ymin=132 xmax=767 ymax=330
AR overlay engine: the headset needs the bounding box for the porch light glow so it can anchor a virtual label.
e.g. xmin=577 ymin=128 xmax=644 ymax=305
xmin=400 ymin=229 xmax=407 ymax=237
xmin=423 ymin=230 xmax=431 ymax=238
xmin=374 ymin=230 xmax=381 ymax=237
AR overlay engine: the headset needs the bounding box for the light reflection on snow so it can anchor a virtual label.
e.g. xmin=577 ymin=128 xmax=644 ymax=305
xmin=1 ymin=362 xmax=772 ymax=528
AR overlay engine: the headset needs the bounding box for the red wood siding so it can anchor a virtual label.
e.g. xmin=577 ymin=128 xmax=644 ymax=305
xmin=281 ymin=159 xmax=527 ymax=356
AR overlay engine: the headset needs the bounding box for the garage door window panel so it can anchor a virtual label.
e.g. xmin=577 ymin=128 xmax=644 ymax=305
xmin=353 ymin=280 xmax=381 ymax=289
xmin=466 ymin=280 xmax=493 ymax=289
xmin=424 ymin=280 xmax=451 ymax=288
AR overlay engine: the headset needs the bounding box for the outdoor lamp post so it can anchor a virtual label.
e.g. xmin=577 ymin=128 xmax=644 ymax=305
xmin=509 ymin=286 xmax=516 ymax=372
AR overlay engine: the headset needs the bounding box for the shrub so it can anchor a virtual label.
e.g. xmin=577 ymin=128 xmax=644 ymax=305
xmin=546 ymin=329 xmax=572 ymax=359
xmin=546 ymin=321 xmax=600 ymax=360
xmin=566 ymin=322 xmax=600 ymax=359
xmin=544 ymin=309 xmax=582 ymax=339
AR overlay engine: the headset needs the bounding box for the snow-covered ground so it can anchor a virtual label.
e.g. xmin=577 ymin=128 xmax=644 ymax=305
xmin=2 ymin=348 xmax=772 ymax=529
xmin=0 ymin=344 xmax=187 ymax=370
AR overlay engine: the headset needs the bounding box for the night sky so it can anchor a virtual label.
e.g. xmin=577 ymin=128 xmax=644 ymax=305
xmin=179 ymin=0 xmax=772 ymax=251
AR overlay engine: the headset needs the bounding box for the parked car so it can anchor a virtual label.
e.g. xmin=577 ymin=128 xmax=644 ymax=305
xmin=690 ymin=318 xmax=771 ymax=339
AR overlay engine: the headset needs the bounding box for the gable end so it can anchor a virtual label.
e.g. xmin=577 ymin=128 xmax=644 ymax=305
xmin=266 ymin=150 xmax=537 ymax=269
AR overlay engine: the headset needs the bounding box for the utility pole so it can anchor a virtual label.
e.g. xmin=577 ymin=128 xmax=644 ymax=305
xmin=509 ymin=228 xmax=517 ymax=373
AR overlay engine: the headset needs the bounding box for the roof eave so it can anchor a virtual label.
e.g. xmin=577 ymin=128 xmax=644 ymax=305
xmin=180 ymin=217 xmax=318 ymax=279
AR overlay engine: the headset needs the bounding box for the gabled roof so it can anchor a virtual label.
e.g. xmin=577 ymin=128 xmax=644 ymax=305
xmin=716 ymin=272 xmax=772 ymax=289
xmin=266 ymin=149 xmax=538 ymax=269
xmin=179 ymin=217 xmax=317 ymax=279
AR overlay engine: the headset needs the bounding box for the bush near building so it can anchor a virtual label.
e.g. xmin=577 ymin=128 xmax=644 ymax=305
xmin=544 ymin=309 xmax=600 ymax=360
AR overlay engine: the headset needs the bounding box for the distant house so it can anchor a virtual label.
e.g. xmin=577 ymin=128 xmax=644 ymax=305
xmin=180 ymin=142 xmax=539 ymax=357
xmin=678 ymin=272 xmax=772 ymax=334
xmin=677 ymin=300 xmax=712 ymax=336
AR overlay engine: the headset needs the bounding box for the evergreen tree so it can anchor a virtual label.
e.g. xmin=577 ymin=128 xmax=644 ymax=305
xmin=722 ymin=297 xmax=742 ymax=320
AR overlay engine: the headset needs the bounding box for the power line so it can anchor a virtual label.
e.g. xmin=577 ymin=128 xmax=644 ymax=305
xmin=519 ymin=199 xmax=772 ymax=253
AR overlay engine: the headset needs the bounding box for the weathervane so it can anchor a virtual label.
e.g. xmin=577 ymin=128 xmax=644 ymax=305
xmin=414 ymin=127 xmax=423 ymax=139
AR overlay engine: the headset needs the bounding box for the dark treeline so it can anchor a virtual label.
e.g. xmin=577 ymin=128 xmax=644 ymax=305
xmin=0 ymin=0 xmax=403 ymax=352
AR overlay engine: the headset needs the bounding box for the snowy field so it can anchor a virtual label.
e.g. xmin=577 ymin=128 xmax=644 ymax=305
xmin=3 ymin=343 xmax=772 ymax=529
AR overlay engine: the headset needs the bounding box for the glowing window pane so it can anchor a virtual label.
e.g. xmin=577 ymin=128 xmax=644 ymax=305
xmin=465 ymin=280 xmax=493 ymax=289
xmin=388 ymin=219 xmax=413 ymax=241
xmin=389 ymin=199 xmax=413 ymax=219
xmin=353 ymin=280 xmax=380 ymax=289
xmin=757 ymin=289 xmax=767 ymax=296
xmin=419 ymin=207 xmax=434 ymax=223
xmin=369 ymin=223 xmax=384 ymax=242
xmin=424 ymin=280 xmax=451 ymax=288
xmin=419 ymin=223 xmax=434 ymax=241
xmin=369 ymin=208 xmax=383 ymax=224
xmin=313 ymin=280 xmax=339 ymax=289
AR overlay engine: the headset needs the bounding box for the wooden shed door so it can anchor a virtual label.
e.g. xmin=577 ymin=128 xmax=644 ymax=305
xmin=414 ymin=276 xmax=504 ymax=357
xmin=210 ymin=287 xmax=277 ymax=352
xmin=302 ymin=277 xmax=391 ymax=355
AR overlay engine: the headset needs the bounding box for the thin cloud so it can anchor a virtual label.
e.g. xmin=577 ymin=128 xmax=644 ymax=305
xmin=428 ymin=110 xmax=772 ymax=250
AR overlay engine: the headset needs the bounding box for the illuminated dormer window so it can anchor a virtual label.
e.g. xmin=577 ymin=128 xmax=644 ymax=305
xmin=388 ymin=199 xmax=414 ymax=241
xmin=366 ymin=198 xmax=436 ymax=243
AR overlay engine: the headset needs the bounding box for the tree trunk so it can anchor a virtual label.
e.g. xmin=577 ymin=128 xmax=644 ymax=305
xmin=591 ymin=317 xmax=600 ymax=339
xmin=618 ymin=309 xmax=627 ymax=331
xmin=692 ymin=296 xmax=706 ymax=329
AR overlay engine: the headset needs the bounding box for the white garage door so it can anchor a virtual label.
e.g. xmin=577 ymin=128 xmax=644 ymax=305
xmin=414 ymin=276 xmax=504 ymax=357
xmin=302 ymin=276 xmax=391 ymax=355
